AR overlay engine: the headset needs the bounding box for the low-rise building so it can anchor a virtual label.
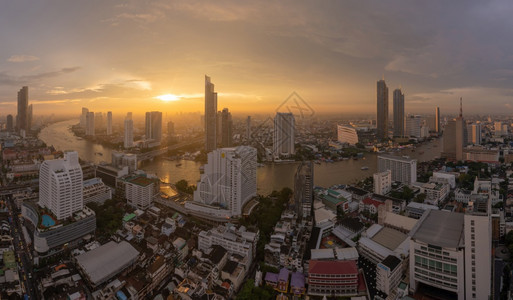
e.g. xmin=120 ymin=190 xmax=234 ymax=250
xmin=376 ymin=255 xmax=403 ymax=296
xmin=307 ymin=260 xmax=359 ymax=297
xmin=83 ymin=178 xmax=111 ymax=205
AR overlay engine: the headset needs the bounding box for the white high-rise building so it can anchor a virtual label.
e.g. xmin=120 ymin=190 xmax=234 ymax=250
xmin=39 ymin=151 xmax=83 ymax=220
xmin=86 ymin=112 xmax=95 ymax=136
xmin=107 ymin=111 xmax=112 ymax=135
xmin=124 ymin=118 xmax=134 ymax=149
xmin=373 ymin=170 xmax=392 ymax=195
xmin=189 ymin=146 xmax=257 ymax=218
xmin=405 ymin=115 xmax=422 ymax=138
xmin=80 ymin=107 xmax=89 ymax=128
xmin=378 ymin=154 xmax=417 ymax=185
xmin=337 ymin=124 xmax=359 ymax=145
xmin=273 ymin=112 xmax=295 ymax=159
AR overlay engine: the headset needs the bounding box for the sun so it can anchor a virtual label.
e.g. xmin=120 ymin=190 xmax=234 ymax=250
xmin=156 ymin=94 xmax=181 ymax=102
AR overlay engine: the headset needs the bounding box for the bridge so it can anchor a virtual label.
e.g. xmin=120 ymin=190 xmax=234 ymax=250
xmin=136 ymin=137 xmax=204 ymax=161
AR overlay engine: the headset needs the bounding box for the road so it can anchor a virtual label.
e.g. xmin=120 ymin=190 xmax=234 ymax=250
xmin=5 ymin=194 xmax=38 ymax=299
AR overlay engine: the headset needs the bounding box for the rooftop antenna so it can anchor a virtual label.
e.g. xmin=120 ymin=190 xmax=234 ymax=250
xmin=382 ymin=73 xmax=385 ymax=81
xmin=459 ymin=97 xmax=463 ymax=117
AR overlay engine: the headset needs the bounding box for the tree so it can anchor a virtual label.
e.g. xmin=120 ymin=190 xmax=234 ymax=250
xmin=413 ymin=193 xmax=426 ymax=203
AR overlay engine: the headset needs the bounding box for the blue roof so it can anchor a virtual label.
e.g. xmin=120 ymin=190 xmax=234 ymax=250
xmin=116 ymin=291 xmax=127 ymax=300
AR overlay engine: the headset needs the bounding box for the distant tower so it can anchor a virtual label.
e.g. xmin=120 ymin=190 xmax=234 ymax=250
xmin=39 ymin=151 xmax=83 ymax=220
xmin=80 ymin=107 xmax=89 ymax=128
xmin=16 ymin=86 xmax=29 ymax=133
xmin=95 ymin=112 xmax=103 ymax=131
xmin=376 ymin=80 xmax=389 ymax=140
xmin=442 ymin=98 xmax=466 ymax=160
xmin=27 ymin=104 xmax=33 ymax=132
xmin=273 ymin=112 xmax=295 ymax=159
xmin=221 ymin=108 xmax=233 ymax=147
xmin=167 ymin=121 xmax=175 ymax=135
xmin=435 ymin=106 xmax=440 ymax=133
xmin=393 ymin=88 xmax=405 ymax=137
xmin=106 ymin=111 xmax=112 ymax=135
xmin=86 ymin=112 xmax=95 ymax=136
xmin=205 ymin=75 xmax=218 ymax=152
xmin=124 ymin=115 xmax=134 ymax=149
xmin=145 ymin=111 xmax=162 ymax=141
xmin=6 ymin=115 xmax=13 ymax=132
xmin=246 ymin=116 xmax=251 ymax=141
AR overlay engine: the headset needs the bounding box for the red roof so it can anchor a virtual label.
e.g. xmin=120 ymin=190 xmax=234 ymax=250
xmin=308 ymin=260 xmax=358 ymax=275
xmin=362 ymin=197 xmax=384 ymax=208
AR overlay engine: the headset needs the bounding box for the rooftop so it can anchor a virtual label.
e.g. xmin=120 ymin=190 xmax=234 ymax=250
xmin=411 ymin=209 xmax=464 ymax=249
xmin=380 ymin=255 xmax=402 ymax=271
xmin=75 ymin=241 xmax=139 ymax=285
xmin=372 ymin=227 xmax=407 ymax=251
xmin=309 ymin=260 xmax=358 ymax=275
xmin=127 ymin=175 xmax=155 ymax=187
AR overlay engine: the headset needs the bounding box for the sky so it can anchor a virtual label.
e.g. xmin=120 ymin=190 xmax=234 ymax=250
xmin=1 ymin=0 xmax=513 ymax=117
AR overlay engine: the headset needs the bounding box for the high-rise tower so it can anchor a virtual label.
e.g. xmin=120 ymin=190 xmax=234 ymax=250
xmin=377 ymin=80 xmax=389 ymax=140
xmin=393 ymin=88 xmax=404 ymax=137
xmin=205 ymin=76 xmax=218 ymax=152
xmin=16 ymin=86 xmax=29 ymax=133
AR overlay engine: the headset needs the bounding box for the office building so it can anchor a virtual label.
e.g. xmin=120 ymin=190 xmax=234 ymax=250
xmin=39 ymin=151 xmax=83 ymax=220
xmin=376 ymin=79 xmax=389 ymax=140
xmin=337 ymin=125 xmax=359 ymax=145
xmin=273 ymin=112 xmax=295 ymax=159
xmin=205 ymin=75 xmax=218 ymax=152
xmin=120 ymin=173 xmax=160 ymax=210
xmin=435 ymin=106 xmax=440 ymax=133
xmin=442 ymin=99 xmax=466 ymax=161
xmin=6 ymin=114 xmax=13 ymax=132
xmin=83 ymin=178 xmax=112 ymax=205
xmin=145 ymin=111 xmax=162 ymax=142
xmin=95 ymin=112 xmax=103 ymax=131
xmin=378 ymin=154 xmax=417 ymax=185
xmin=373 ymin=170 xmax=392 ymax=195
xmin=86 ymin=112 xmax=95 ymax=136
xmin=405 ymin=115 xmax=422 ymax=138
xmin=16 ymin=86 xmax=29 ymax=133
xmin=27 ymin=104 xmax=32 ymax=132
xmin=124 ymin=118 xmax=134 ymax=148
xmin=221 ymin=108 xmax=233 ymax=147
xmin=80 ymin=107 xmax=89 ymax=128
xmin=106 ymin=111 xmax=112 ymax=135
xmin=409 ymin=206 xmax=491 ymax=300
xmin=467 ymin=123 xmax=482 ymax=145
xmin=393 ymin=88 xmax=405 ymax=137
xmin=294 ymin=161 xmax=314 ymax=218
xmin=187 ymin=146 xmax=257 ymax=219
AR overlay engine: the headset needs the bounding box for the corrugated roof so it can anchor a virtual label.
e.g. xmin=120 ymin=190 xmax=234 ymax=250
xmin=411 ymin=209 xmax=464 ymax=249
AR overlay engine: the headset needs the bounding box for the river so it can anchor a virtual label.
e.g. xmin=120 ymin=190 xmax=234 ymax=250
xmin=39 ymin=119 xmax=442 ymax=195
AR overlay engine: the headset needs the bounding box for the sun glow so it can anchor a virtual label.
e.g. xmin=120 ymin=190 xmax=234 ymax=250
xmin=156 ymin=94 xmax=181 ymax=102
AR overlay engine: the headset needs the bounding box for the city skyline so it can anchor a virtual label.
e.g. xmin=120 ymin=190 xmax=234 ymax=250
xmin=1 ymin=1 xmax=513 ymax=116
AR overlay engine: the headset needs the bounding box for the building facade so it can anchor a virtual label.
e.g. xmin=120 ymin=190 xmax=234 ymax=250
xmin=373 ymin=170 xmax=392 ymax=195
xmin=273 ymin=113 xmax=295 ymax=159
xmin=205 ymin=75 xmax=218 ymax=152
xmin=337 ymin=125 xmax=359 ymax=145
xmin=377 ymin=79 xmax=389 ymax=140
xmin=378 ymin=154 xmax=417 ymax=185
xmin=393 ymin=88 xmax=405 ymax=137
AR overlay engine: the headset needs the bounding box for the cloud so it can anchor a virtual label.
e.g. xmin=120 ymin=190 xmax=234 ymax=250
xmin=7 ymin=55 xmax=39 ymax=63
xmin=0 ymin=67 xmax=81 ymax=86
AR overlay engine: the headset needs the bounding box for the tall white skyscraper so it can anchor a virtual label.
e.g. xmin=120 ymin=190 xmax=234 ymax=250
xmin=106 ymin=111 xmax=112 ymax=135
xmin=39 ymin=151 xmax=83 ymax=220
xmin=205 ymin=75 xmax=218 ymax=152
xmin=191 ymin=146 xmax=257 ymax=217
xmin=86 ymin=111 xmax=95 ymax=136
xmin=80 ymin=107 xmax=89 ymax=128
xmin=273 ymin=112 xmax=295 ymax=159
xmin=124 ymin=117 xmax=134 ymax=149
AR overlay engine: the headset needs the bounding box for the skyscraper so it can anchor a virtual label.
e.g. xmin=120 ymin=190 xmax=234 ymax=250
xmin=246 ymin=116 xmax=251 ymax=141
xmin=435 ymin=106 xmax=440 ymax=133
xmin=294 ymin=161 xmax=313 ymax=218
xmin=405 ymin=115 xmax=422 ymax=138
xmin=167 ymin=121 xmax=175 ymax=135
xmin=273 ymin=112 xmax=295 ymax=159
xmin=376 ymin=80 xmax=389 ymax=140
xmin=16 ymin=86 xmax=29 ymax=133
xmin=469 ymin=123 xmax=482 ymax=145
xmin=6 ymin=114 xmax=13 ymax=132
xmin=455 ymin=98 xmax=466 ymax=161
xmin=205 ymin=75 xmax=218 ymax=152
xmin=145 ymin=111 xmax=162 ymax=141
xmin=95 ymin=112 xmax=103 ymax=131
xmin=80 ymin=107 xmax=89 ymax=128
xmin=39 ymin=151 xmax=83 ymax=220
xmin=221 ymin=108 xmax=233 ymax=147
xmin=86 ymin=112 xmax=95 ymax=136
xmin=124 ymin=115 xmax=134 ymax=149
xmin=393 ymin=88 xmax=404 ymax=137
xmin=189 ymin=146 xmax=257 ymax=218
xmin=442 ymin=98 xmax=466 ymax=160
xmin=106 ymin=111 xmax=112 ymax=135
xmin=27 ymin=104 xmax=33 ymax=132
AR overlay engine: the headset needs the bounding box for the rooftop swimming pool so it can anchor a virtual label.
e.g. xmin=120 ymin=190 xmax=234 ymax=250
xmin=41 ymin=214 xmax=56 ymax=227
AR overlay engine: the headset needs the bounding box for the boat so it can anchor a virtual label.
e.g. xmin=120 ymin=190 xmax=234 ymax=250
xmin=361 ymin=166 xmax=369 ymax=170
